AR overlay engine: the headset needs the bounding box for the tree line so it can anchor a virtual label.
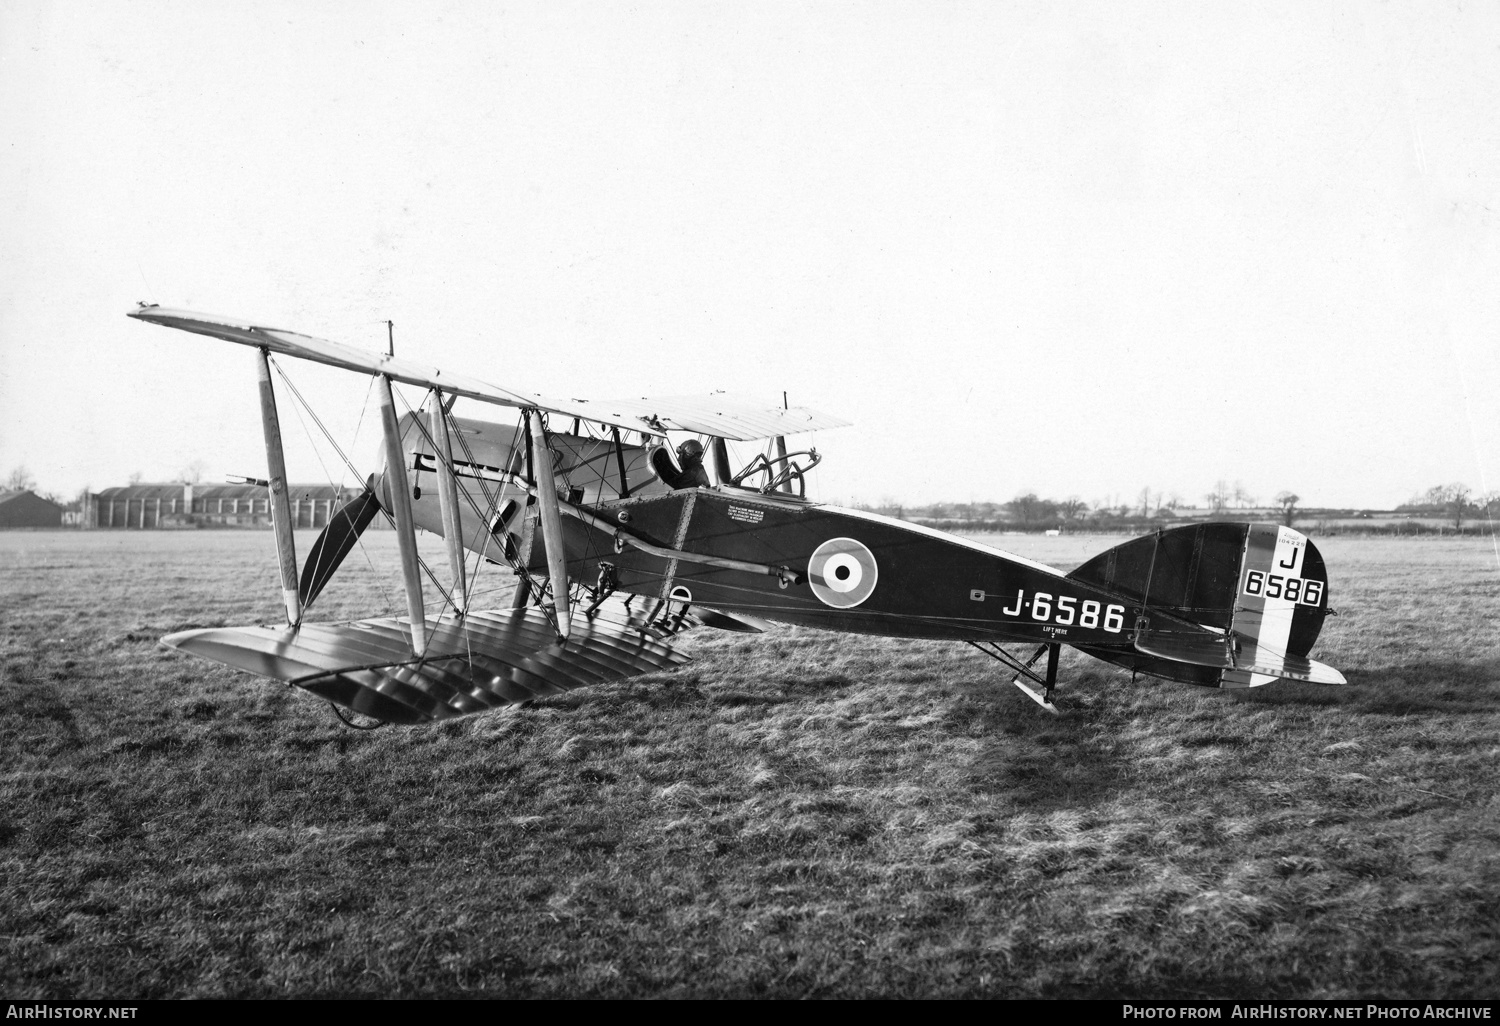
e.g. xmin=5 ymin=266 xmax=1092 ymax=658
xmin=856 ymin=481 xmax=1500 ymax=533
xmin=1394 ymin=483 xmax=1500 ymax=531
xmin=9 ymin=462 xmax=1498 ymax=533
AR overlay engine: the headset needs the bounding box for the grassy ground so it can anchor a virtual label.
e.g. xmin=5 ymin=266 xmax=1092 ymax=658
xmin=2 ymin=530 xmax=1497 ymax=998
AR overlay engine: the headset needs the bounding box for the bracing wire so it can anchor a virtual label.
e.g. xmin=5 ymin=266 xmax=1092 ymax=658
xmin=396 ymin=389 xmax=530 ymax=606
xmin=272 ymin=362 xmax=369 ymax=488
xmin=387 ymin=384 xmax=480 ymax=618
xmin=336 ymin=374 xmax=399 ymax=612
xmin=269 ymin=357 xmax=396 ymax=617
xmin=450 ymin=411 xmax=532 ymax=602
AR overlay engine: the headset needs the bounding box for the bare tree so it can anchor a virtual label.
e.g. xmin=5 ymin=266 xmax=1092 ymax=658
xmin=1449 ymin=483 xmax=1472 ymax=531
xmin=128 ymin=471 xmax=143 ymax=485
xmin=1006 ymin=492 xmax=1057 ymax=528
xmin=1274 ymin=491 xmax=1300 ymax=528
xmin=1057 ymin=496 xmax=1088 ymax=523
xmin=1422 ymin=484 xmax=1451 ymax=507
xmin=1232 ymin=481 xmax=1257 ymax=509
xmin=1134 ymin=487 xmax=1165 ymax=517
xmin=1007 ymin=493 xmax=1041 ymax=527
xmin=4 ymin=466 xmax=36 ymax=492
xmin=1205 ymin=480 xmax=1231 ymax=513
xmin=179 ymin=460 xmax=209 ymax=484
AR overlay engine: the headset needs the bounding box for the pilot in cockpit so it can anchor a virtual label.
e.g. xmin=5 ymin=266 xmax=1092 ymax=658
xmin=651 ymin=438 xmax=713 ymax=490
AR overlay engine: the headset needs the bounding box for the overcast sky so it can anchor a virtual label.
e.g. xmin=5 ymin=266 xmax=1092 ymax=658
xmin=2 ymin=1 xmax=1497 ymax=510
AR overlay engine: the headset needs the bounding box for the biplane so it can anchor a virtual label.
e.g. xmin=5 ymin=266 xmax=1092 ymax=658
xmin=128 ymin=305 xmax=1345 ymax=724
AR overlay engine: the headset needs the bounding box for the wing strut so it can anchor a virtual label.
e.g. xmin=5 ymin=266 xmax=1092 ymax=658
xmin=378 ymin=375 xmax=427 ymax=656
xmin=254 ymin=348 xmax=301 ymax=626
xmin=428 ymin=390 xmax=469 ymax=614
xmin=529 ymin=410 xmax=571 ymax=642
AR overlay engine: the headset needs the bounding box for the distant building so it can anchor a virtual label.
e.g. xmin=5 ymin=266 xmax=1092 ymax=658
xmin=0 ymin=490 xmax=64 ymax=528
xmin=87 ymin=482 xmax=369 ymax=529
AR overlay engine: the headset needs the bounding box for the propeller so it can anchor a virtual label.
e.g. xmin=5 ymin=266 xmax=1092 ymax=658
xmin=298 ymin=476 xmax=384 ymax=609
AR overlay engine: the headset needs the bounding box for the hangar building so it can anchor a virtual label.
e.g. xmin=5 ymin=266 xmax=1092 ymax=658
xmin=88 ymin=483 xmax=367 ymax=529
xmin=0 ymin=490 xmax=64 ymax=528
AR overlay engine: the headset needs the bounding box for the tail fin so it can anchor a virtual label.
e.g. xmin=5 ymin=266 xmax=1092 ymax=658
xmin=1066 ymin=523 xmax=1340 ymax=688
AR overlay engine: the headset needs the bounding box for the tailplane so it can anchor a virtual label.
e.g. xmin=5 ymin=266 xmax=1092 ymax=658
xmin=1066 ymin=523 xmax=1341 ymax=688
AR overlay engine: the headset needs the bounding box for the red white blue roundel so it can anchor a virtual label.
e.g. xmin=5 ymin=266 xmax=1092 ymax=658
xmin=809 ymin=537 xmax=878 ymax=608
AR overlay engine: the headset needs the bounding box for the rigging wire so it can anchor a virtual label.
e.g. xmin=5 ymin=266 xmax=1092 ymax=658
xmin=387 ymin=383 xmax=485 ymax=619
xmin=397 ymin=391 xmax=530 ymax=605
xmin=269 ymin=357 xmax=396 ymax=617
xmin=336 ymin=374 xmax=399 ymax=612
xmin=447 ymin=411 xmax=528 ymax=604
xmin=272 ymin=362 xmax=370 ymax=488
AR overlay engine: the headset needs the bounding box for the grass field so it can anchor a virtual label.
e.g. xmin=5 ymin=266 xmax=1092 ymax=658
xmin=2 ymin=529 xmax=1498 ymax=998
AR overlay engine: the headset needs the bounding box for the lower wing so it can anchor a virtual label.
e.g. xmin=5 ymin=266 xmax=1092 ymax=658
xmin=161 ymin=597 xmax=704 ymax=724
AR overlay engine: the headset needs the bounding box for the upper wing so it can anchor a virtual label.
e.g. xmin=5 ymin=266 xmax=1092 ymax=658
xmin=562 ymin=392 xmax=851 ymax=439
xmin=128 ymin=306 xmax=849 ymax=441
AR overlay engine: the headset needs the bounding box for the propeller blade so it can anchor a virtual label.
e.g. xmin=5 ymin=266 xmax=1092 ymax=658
xmin=298 ymin=485 xmax=383 ymax=608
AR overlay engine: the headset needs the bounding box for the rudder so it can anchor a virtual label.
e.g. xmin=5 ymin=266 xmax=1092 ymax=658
xmin=1220 ymin=523 xmax=1334 ymax=688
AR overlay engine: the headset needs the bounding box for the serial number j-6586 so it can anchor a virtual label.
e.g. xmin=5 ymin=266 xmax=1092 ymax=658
xmin=984 ymin=589 xmax=1127 ymax=632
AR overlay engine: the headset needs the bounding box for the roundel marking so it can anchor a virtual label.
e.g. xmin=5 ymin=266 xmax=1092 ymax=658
xmin=808 ymin=537 xmax=878 ymax=609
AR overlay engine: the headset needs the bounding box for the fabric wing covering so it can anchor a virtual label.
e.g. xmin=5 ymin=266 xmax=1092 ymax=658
xmin=160 ymin=597 xmax=697 ymax=724
xmin=127 ymin=307 xmax=850 ymax=441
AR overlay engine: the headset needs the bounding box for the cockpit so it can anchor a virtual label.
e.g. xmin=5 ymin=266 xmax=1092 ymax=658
xmin=705 ymin=437 xmax=821 ymax=498
xmin=435 ymin=416 xmax=825 ymax=507
xmin=647 ymin=435 xmax=821 ymax=497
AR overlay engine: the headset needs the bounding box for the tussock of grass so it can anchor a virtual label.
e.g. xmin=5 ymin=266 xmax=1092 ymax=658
xmin=1 ymin=531 xmax=1498 ymax=997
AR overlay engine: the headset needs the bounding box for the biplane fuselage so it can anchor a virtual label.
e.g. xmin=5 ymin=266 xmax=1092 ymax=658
xmin=128 ymin=305 xmax=1346 ymax=726
xmin=393 ymin=414 xmax=1137 ymax=648
xmin=555 ymin=490 xmax=1134 ymax=646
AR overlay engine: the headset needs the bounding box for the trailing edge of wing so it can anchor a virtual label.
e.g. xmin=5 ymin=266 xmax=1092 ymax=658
xmin=128 ymin=307 xmax=850 ymax=440
xmin=1133 ymin=627 xmax=1346 ymax=686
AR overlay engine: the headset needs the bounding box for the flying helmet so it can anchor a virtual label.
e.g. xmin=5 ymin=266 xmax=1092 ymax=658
xmin=677 ymin=439 xmax=705 ymax=465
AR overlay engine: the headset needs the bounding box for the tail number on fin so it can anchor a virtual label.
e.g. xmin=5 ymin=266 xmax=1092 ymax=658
xmin=1244 ymin=570 xmax=1323 ymax=607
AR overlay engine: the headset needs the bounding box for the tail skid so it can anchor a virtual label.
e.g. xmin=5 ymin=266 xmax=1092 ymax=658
xmin=1011 ymin=676 xmax=1060 ymax=714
